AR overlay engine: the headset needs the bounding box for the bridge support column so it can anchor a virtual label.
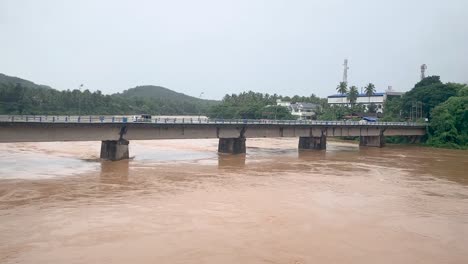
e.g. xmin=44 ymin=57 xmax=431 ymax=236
xmin=218 ymin=138 xmax=246 ymax=154
xmin=298 ymin=135 xmax=326 ymax=150
xmin=359 ymin=135 xmax=385 ymax=148
xmin=100 ymin=139 xmax=129 ymax=161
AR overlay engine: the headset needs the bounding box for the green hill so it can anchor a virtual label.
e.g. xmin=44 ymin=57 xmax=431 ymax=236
xmin=116 ymin=85 xmax=218 ymax=105
xmin=0 ymin=73 xmax=52 ymax=90
xmin=0 ymin=73 xmax=218 ymax=115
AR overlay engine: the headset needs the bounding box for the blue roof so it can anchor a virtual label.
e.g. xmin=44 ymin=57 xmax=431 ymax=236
xmin=328 ymin=92 xmax=385 ymax=98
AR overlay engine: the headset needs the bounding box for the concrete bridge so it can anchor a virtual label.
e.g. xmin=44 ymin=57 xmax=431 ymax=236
xmin=0 ymin=115 xmax=427 ymax=161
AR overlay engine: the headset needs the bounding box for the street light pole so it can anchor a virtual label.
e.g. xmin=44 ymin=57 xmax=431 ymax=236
xmin=78 ymin=84 xmax=83 ymax=116
xmin=198 ymin=92 xmax=204 ymax=121
xmin=275 ymin=105 xmax=278 ymax=120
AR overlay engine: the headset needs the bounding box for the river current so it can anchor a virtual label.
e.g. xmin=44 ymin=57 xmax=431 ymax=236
xmin=0 ymin=139 xmax=467 ymax=263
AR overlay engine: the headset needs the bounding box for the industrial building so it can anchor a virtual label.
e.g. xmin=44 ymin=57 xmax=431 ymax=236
xmin=327 ymin=88 xmax=403 ymax=114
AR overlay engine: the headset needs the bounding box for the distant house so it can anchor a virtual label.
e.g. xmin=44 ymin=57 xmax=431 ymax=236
xmin=276 ymin=99 xmax=291 ymax=107
xmin=276 ymin=99 xmax=320 ymax=120
xmin=327 ymin=88 xmax=403 ymax=114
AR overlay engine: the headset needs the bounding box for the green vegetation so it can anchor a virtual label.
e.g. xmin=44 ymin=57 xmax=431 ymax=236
xmin=0 ymin=75 xmax=216 ymax=115
xmin=401 ymin=76 xmax=461 ymax=119
xmin=347 ymin=86 xmax=359 ymax=105
xmin=0 ymin=73 xmax=52 ymax=90
xmin=210 ymin=92 xmax=288 ymax=119
xmin=364 ymin=83 xmax=376 ymax=102
xmin=382 ymin=76 xmax=467 ymax=149
xmin=208 ymin=91 xmax=325 ymax=119
xmin=427 ymin=87 xmax=468 ymax=149
xmin=117 ymin=85 xmax=217 ymax=105
xmin=336 ymin=81 xmax=347 ymax=94
xmin=317 ymin=104 xmax=366 ymax=120
xmin=381 ymin=95 xmax=404 ymax=121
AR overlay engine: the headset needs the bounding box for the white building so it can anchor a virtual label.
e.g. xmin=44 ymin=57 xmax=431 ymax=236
xmin=276 ymin=99 xmax=291 ymax=107
xmin=276 ymin=99 xmax=320 ymax=120
xmin=327 ymin=88 xmax=403 ymax=114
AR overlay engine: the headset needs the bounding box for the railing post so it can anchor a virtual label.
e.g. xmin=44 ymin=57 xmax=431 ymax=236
xmin=89 ymin=116 xmax=92 ymax=123
xmin=52 ymin=116 xmax=55 ymax=122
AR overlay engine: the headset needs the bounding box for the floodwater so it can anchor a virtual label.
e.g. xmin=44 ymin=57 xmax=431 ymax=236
xmin=0 ymin=139 xmax=467 ymax=264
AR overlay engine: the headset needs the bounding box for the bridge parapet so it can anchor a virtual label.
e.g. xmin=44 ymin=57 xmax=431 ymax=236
xmin=0 ymin=115 xmax=427 ymax=128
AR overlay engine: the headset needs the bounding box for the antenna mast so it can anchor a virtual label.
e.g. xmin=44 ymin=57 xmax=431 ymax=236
xmin=343 ymin=59 xmax=349 ymax=84
xmin=420 ymin=64 xmax=427 ymax=80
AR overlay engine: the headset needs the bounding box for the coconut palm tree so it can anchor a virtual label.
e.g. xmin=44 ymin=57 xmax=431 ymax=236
xmin=364 ymin=83 xmax=376 ymax=112
xmin=336 ymin=82 xmax=348 ymax=95
xmin=364 ymin=83 xmax=376 ymax=102
xmin=347 ymin=86 xmax=359 ymax=106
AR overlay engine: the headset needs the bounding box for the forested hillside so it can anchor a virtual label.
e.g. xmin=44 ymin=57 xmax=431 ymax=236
xmin=116 ymin=85 xmax=216 ymax=104
xmin=0 ymin=73 xmax=52 ymax=90
xmin=0 ymin=74 xmax=216 ymax=115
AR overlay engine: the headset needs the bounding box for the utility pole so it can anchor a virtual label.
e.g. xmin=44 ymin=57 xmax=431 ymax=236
xmin=198 ymin=92 xmax=204 ymax=120
xmin=275 ymin=104 xmax=278 ymax=120
xmin=78 ymin=84 xmax=83 ymax=116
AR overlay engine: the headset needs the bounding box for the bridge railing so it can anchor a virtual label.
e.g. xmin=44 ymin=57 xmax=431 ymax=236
xmin=0 ymin=115 xmax=425 ymax=127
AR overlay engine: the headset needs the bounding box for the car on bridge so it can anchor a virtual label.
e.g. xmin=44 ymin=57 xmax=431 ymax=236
xmin=132 ymin=114 xmax=152 ymax=122
xmin=359 ymin=116 xmax=378 ymax=124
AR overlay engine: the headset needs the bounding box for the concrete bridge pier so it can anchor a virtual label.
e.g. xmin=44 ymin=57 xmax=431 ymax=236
xmin=100 ymin=139 xmax=129 ymax=161
xmin=359 ymin=135 xmax=385 ymax=148
xmin=298 ymin=135 xmax=327 ymax=150
xmin=218 ymin=138 xmax=246 ymax=154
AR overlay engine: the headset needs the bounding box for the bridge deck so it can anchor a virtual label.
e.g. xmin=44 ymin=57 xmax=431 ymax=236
xmin=0 ymin=115 xmax=424 ymax=127
xmin=0 ymin=116 xmax=427 ymax=143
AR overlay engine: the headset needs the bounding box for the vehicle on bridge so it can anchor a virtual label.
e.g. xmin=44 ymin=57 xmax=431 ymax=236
xmin=132 ymin=114 xmax=152 ymax=122
xmin=361 ymin=117 xmax=378 ymax=123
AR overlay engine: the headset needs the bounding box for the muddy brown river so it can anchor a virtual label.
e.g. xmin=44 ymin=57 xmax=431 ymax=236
xmin=0 ymin=139 xmax=467 ymax=263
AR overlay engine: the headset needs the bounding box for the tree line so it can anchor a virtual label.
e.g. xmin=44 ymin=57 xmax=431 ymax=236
xmin=0 ymin=83 xmax=212 ymax=115
xmin=381 ymin=76 xmax=467 ymax=149
xmin=207 ymin=91 xmax=325 ymax=119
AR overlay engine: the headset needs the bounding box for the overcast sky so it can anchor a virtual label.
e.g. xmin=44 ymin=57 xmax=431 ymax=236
xmin=1 ymin=0 xmax=467 ymax=99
